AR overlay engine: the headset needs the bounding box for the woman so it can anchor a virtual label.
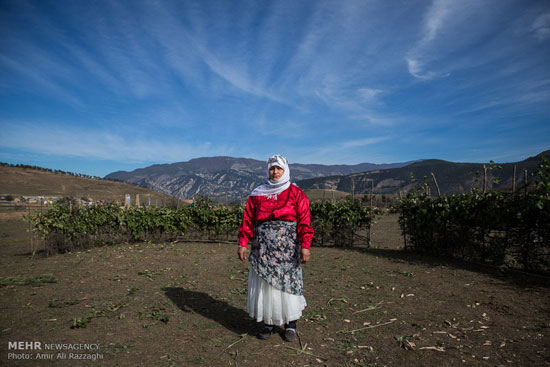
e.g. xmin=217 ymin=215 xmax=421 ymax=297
xmin=237 ymin=154 xmax=314 ymax=342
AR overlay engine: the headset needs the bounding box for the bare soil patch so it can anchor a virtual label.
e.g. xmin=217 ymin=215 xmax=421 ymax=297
xmin=0 ymin=215 xmax=548 ymax=366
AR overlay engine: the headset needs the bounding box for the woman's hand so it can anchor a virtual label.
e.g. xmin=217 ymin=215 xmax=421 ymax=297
xmin=301 ymin=248 xmax=310 ymax=264
xmin=238 ymin=246 xmax=247 ymax=262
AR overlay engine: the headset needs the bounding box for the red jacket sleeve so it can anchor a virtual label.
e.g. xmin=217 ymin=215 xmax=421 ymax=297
xmin=295 ymin=189 xmax=314 ymax=249
xmin=238 ymin=197 xmax=256 ymax=247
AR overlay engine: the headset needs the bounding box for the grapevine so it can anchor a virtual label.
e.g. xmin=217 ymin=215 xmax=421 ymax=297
xmin=30 ymin=195 xmax=378 ymax=254
xmin=393 ymin=158 xmax=550 ymax=272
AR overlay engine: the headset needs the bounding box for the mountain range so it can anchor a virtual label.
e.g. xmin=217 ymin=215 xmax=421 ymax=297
xmin=106 ymin=151 xmax=549 ymax=200
xmin=105 ymin=157 xmax=416 ymax=200
xmin=297 ymin=151 xmax=549 ymax=196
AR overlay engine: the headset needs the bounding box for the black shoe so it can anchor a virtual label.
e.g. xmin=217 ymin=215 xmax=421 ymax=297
xmin=258 ymin=326 xmax=273 ymax=340
xmin=284 ymin=328 xmax=297 ymax=342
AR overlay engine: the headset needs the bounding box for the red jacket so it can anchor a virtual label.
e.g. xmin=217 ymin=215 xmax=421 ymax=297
xmin=238 ymin=184 xmax=314 ymax=249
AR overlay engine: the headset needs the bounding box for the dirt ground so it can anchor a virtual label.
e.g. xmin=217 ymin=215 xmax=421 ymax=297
xmin=0 ymin=211 xmax=548 ymax=366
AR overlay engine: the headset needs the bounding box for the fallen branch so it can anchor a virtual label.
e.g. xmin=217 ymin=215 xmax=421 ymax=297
xmin=226 ymin=333 xmax=248 ymax=349
xmin=353 ymin=301 xmax=383 ymax=314
xmin=284 ymin=345 xmax=327 ymax=360
xmin=419 ymin=346 xmax=445 ymax=352
xmin=338 ymin=319 xmax=396 ymax=334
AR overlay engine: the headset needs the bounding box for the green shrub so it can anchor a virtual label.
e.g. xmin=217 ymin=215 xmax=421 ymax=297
xmin=393 ymin=158 xmax=550 ymax=272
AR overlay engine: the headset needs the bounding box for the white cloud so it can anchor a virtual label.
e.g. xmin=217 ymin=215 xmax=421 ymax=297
xmin=0 ymin=121 xmax=235 ymax=163
xmin=303 ymin=136 xmax=389 ymax=156
xmin=294 ymin=135 xmax=391 ymax=165
xmin=130 ymin=0 xmax=290 ymax=105
xmin=406 ymin=58 xmax=430 ymax=80
xmin=406 ymin=0 xmax=480 ymax=80
xmin=423 ymin=0 xmax=454 ymax=43
xmin=247 ymin=1 xmax=405 ymax=118
xmin=341 ymin=137 xmax=390 ymax=148
xmin=531 ymin=13 xmax=550 ymax=41
xmin=0 ymin=53 xmax=84 ymax=107
xmin=357 ymin=88 xmax=384 ymax=104
xmin=198 ymin=49 xmax=286 ymax=104
xmin=405 ymin=0 xmax=454 ymax=80
xmin=1 ymin=0 xmax=547 ymax=170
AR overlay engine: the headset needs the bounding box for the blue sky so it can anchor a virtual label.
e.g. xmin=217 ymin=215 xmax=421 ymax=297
xmin=0 ymin=0 xmax=549 ymax=177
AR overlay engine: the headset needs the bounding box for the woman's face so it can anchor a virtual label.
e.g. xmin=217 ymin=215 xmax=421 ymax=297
xmin=269 ymin=165 xmax=284 ymax=182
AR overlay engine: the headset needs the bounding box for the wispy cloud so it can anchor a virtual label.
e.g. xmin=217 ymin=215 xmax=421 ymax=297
xmin=340 ymin=137 xmax=390 ymax=148
xmin=423 ymin=0 xmax=454 ymax=43
xmin=296 ymin=135 xmax=390 ymax=164
xmin=455 ymin=78 xmax=550 ymax=116
xmin=198 ymin=48 xmax=286 ymax=104
xmin=531 ymin=13 xmax=550 ymax=41
xmin=357 ymin=88 xmax=384 ymax=105
xmin=406 ymin=0 xmax=479 ymax=80
xmin=0 ymin=121 xmax=235 ymax=163
xmin=251 ymin=1 xmax=405 ymax=120
xmin=0 ymin=53 xmax=84 ymax=108
xmin=314 ymin=81 xmax=394 ymax=125
xmin=0 ymin=0 xmax=548 ymax=176
xmin=1 ymin=0 xmax=167 ymax=104
xmin=406 ymin=58 xmax=438 ymax=80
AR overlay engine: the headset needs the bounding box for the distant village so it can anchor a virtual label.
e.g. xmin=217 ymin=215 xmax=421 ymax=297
xmin=0 ymin=194 xmax=186 ymax=208
xmin=1 ymin=162 xmax=168 ymax=208
xmin=0 ymin=195 xmax=101 ymax=206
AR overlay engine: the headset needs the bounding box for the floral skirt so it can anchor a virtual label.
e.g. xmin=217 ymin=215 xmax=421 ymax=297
xmin=248 ymin=220 xmax=303 ymax=295
xmin=247 ymin=220 xmax=306 ymax=325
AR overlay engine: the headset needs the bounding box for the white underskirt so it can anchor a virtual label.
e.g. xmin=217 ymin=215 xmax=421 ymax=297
xmin=247 ymin=266 xmax=307 ymax=326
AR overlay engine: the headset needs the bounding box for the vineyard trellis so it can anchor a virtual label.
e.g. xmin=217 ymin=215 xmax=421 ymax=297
xmin=29 ymin=195 xmax=377 ymax=254
xmin=393 ymin=157 xmax=550 ymax=272
xmin=29 ymin=158 xmax=549 ymax=272
xmin=310 ymin=199 xmax=378 ymax=247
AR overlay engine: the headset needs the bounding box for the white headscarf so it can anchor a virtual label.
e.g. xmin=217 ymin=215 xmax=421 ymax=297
xmin=250 ymin=154 xmax=291 ymax=198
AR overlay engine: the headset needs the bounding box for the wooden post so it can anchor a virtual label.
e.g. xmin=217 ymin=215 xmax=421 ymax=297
xmin=483 ymin=165 xmax=487 ymax=194
xmin=513 ymin=165 xmax=517 ymax=193
xmin=370 ymin=180 xmax=374 ymax=208
xmin=431 ymin=172 xmax=441 ymax=197
xmin=523 ymin=170 xmax=527 ymax=195
xmin=28 ymin=204 xmax=33 ymax=257
xmin=351 ymin=178 xmax=355 ymax=200
xmin=135 ymin=194 xmax=140 ymax=207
